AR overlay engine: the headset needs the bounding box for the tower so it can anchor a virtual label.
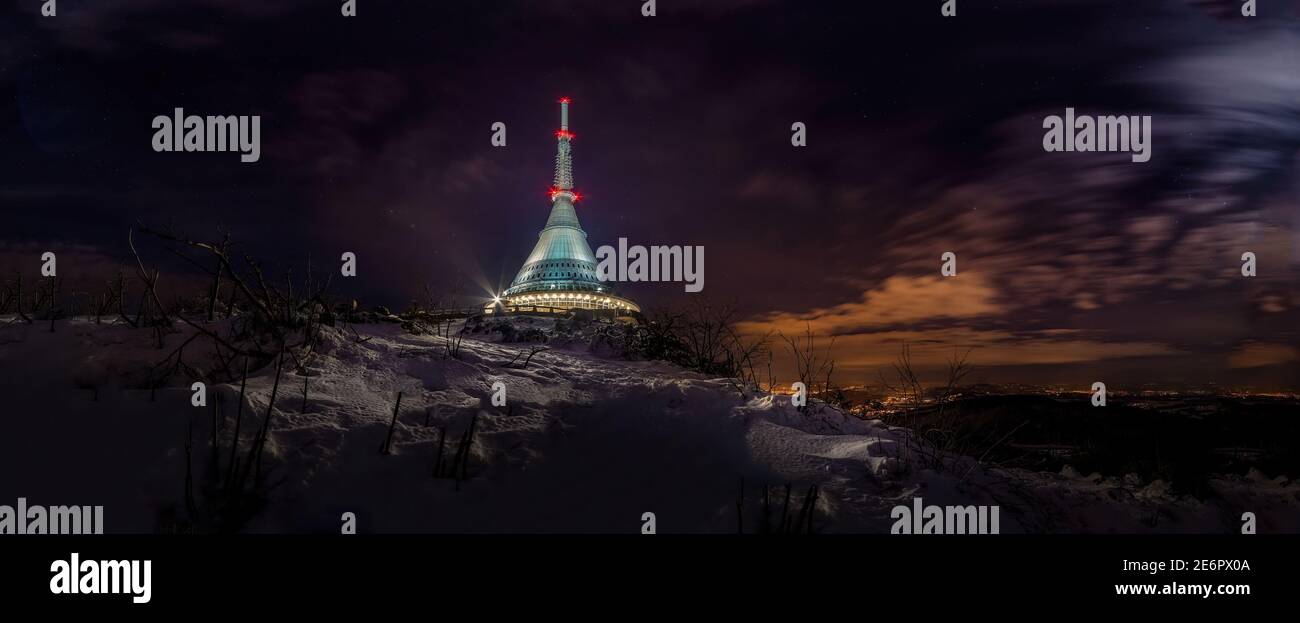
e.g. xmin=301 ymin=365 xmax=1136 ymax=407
xmin=488 ymin=99 xmax=639 ymax=315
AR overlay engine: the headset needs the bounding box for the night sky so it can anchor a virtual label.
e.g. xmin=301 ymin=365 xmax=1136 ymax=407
xmin=2 ymin=0 xmax=1297 ymax=389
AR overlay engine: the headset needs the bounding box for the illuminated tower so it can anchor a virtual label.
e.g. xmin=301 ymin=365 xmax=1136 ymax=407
xmin=490 ymin=99 xmax=639 ymax=315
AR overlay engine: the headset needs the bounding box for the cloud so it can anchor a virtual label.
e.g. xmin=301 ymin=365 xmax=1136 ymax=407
xmin=739 ymin=274 xmax=1004 ymax=337
xmin=24 ymin=0 xmax=314 ymax=54
xmin=737 ymin=275 xmax=1179 ymax=378
xmin=1256 ymin=294 xmax=1288 ymax=313
xmin=272 ymin=70 xmax=408 ymax=174
xmin=1228 ymin=342 xmax=1300 ymax=369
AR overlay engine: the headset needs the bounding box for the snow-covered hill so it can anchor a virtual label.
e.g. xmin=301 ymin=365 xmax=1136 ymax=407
xmin=1 ymin=316 xmax=1296 ymax=533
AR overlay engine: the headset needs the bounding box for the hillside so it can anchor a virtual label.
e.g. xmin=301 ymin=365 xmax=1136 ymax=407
xmin=1 ymin=315 xmax=1296 ymax=533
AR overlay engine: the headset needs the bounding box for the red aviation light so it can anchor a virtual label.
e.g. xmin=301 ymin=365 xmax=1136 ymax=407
xmin=555 ymin=130 xmax=575 ymax=140
xmin=548 ymin=187 xmax=582 ymax=202
xmin=558 ymin=97 xmax=572 ymax=104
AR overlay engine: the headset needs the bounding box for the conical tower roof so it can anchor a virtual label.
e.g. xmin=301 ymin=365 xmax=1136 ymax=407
xmin=503 ymin=99 xmax=608 ymax=297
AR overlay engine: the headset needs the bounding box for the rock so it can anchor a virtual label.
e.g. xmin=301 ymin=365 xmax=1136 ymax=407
xmin=1137 ymin=479 xmax=1171 ymax=499
xmin=401 ymin=319 xmax=434 ymax=335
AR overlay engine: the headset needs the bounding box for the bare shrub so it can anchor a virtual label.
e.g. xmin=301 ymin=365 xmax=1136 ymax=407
xmin=879 ymin=343 xmax=981 ymax=473
xmin=779 ymin=323 xmax=839 ymax=411
xmin=628 ymin=299 xmax=771 ymax=390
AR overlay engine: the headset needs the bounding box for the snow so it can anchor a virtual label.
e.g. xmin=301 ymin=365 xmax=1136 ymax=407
xmin=1 ymin=316 xmax=1297 ymax=533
